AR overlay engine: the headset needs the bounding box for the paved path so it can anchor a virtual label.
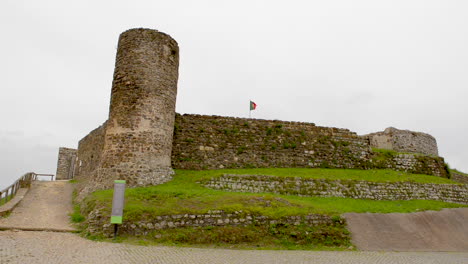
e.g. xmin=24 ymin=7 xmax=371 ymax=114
xmin=0 ymin=230 xmax=467 ymax=264
xmin=0 ymin=181 xmax=76 ymax=232
xmin=344 ymin=208 xmax=468 ymax=252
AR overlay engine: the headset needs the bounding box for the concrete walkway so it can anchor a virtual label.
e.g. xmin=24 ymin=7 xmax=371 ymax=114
xmin=0 ymin=230 xmax=467 ymax=264
xmin=0 ymin=181 xmax=76 ymax=232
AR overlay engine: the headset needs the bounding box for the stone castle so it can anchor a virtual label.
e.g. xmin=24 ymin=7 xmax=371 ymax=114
xmin=55 ymin=28 xmax=447 ymax=197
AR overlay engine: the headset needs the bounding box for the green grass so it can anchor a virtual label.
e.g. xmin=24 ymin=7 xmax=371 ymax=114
xmin=83 ymin=168 xmax=465 ymax=221
xmin=0 ymin=194 xmax=14 ymax=206
xmin=70 ymin=204 xmax=85 ymax=223
xmin=109 ymin=224 xmax=353 ymax=250
xmin=80 ymin=168 xmax=466 ymax=249
xmin=451 ymin=169 xmax=468 ymax=176
xmin=177 ymin=168 xmax=458 ymax=184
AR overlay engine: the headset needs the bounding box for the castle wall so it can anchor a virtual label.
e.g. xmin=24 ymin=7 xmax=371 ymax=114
xmin=73 ymin=122 xmax=106 ymax=192
xmin=171 ymin=114 xmax=372 ymax=170
xmin=55 ymin=147 xmax=77 ymax=180
xmin=57 ymin=28 xmax=451 ymax=199
xmin=93 ymin=28 xmax=179 ymax=190
xmin=367 ymin=127 xmax=438 ymax=156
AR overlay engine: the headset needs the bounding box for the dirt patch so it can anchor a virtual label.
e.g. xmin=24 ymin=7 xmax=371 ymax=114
xmin=344 ymin=208 xmax=468 ymax=251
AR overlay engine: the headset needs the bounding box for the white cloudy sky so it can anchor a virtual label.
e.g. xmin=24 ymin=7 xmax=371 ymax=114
xmin=1 ymin=0 xmax=467 ymax=188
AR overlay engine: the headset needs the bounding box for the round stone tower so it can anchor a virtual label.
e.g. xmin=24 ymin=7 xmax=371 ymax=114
xmin=97 ymin=28 xmax=179 ymax=188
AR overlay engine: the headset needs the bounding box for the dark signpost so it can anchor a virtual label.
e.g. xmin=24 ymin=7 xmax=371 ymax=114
xmin=111 ymin=180 xmax=126 ymax=238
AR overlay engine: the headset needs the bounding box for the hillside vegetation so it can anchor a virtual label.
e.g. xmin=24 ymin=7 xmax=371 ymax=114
xmin=76 ymin=168 xmax=466 ymax=249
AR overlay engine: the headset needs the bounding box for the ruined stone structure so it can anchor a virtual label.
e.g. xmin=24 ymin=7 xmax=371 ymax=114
xmin=56 ymin=28 xmax=451 ymax=197
xmin=62 ymin=28 xmax=179 ymax=196
xmin=97 ymin=28 xmax=179 ymax=189
xmin=172 ymin=114 xmax=371 ymax=170
xmin=366 ymin=127 xmax=438 ymax=156
xmin=55 ymin=147 xmax=77 ymax=180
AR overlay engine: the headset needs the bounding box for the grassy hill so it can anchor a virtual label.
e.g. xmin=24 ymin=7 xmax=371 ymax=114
xmin=76 ymin=168 xmax=466 ymax=249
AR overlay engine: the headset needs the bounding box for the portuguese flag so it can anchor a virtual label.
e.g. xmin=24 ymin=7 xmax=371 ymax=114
xmin=250 ymin=101 xmax=257 ymax=110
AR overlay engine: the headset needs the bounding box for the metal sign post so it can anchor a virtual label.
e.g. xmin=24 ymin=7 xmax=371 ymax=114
xmin=111 ymin=180 xmax=126 ymax=238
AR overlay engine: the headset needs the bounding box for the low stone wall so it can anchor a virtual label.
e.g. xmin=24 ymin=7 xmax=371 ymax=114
xmin=86 ymin=209 xmax=338 ymax=237
xmin=202 ymin=175 xmax=468 ymax=204
xmin=372 ymin=153 xmax=449 ymax=178
xmin=451 ymin=171 xmax=468 ymax=184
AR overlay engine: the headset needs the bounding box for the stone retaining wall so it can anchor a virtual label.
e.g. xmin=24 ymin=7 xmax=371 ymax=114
xmin=86 ymin=209 xmax=337 ymax=237
xmin=202 ymin=174 xmax=468 ymax=204
xmin=372 ymin=153 xmax=448 ymax=178
xmin=451 ymin=171 xmax=468 ymax=184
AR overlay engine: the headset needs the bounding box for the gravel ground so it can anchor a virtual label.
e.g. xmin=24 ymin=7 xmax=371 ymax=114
xmin=1 ymin=230 xmax=467 ymax=264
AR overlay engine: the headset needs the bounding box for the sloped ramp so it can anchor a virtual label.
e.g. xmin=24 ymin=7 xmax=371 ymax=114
xmin=344 ymin=208 xmax=468 ymax=251
xmin=0 ymin=181 xmax=76 ymax=232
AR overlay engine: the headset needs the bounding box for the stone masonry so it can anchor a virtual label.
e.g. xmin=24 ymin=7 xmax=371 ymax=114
xmin=172 ymin=114 xmax=371 ymax=170
xmin=366 ymin=127 xmax=438 ymax=156
xmin=55 ymin=147 xmax=77 ymax=180
xmin=203 ymin=174 xmax=468 ymax=204
xmin=57 ymin=28 xmax=451 ymax=198
xmin=85 ymin=209 xmax=338 ymax=237
xmin=72 ymin=28 xmax=179 ymax=197
xmin=451 ymin=171 xmax=468 ymax=184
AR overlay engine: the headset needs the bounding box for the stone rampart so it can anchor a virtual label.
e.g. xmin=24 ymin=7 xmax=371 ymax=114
xmin=73 ymin=122 xmax=106 ymax=195
xmin=171 ymin=114 xmax=448 ymax=177
xmin=202 ymin=174 xmax=468 ymax=204
xmin=172 ymin=114 xmax=371 ymax=170
xmin=366 ymin=127 xmax=438 ymax=156
xmin=55 ymin=147 xmax=77 ymax=180
xmin=57 ymin=28 xmax=452 ymax=198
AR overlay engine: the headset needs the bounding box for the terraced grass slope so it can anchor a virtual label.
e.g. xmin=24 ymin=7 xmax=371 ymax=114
xmin=78 ymin=168 xmax=466 ymax=249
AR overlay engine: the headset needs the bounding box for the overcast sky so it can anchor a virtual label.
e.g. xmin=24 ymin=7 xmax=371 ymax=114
xmin=1 ymin=0 xmax=467 ymax=188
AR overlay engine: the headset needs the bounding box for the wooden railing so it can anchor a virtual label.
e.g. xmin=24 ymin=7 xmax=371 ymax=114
xmin=0 ymin=173 xmax=54 ymax=206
